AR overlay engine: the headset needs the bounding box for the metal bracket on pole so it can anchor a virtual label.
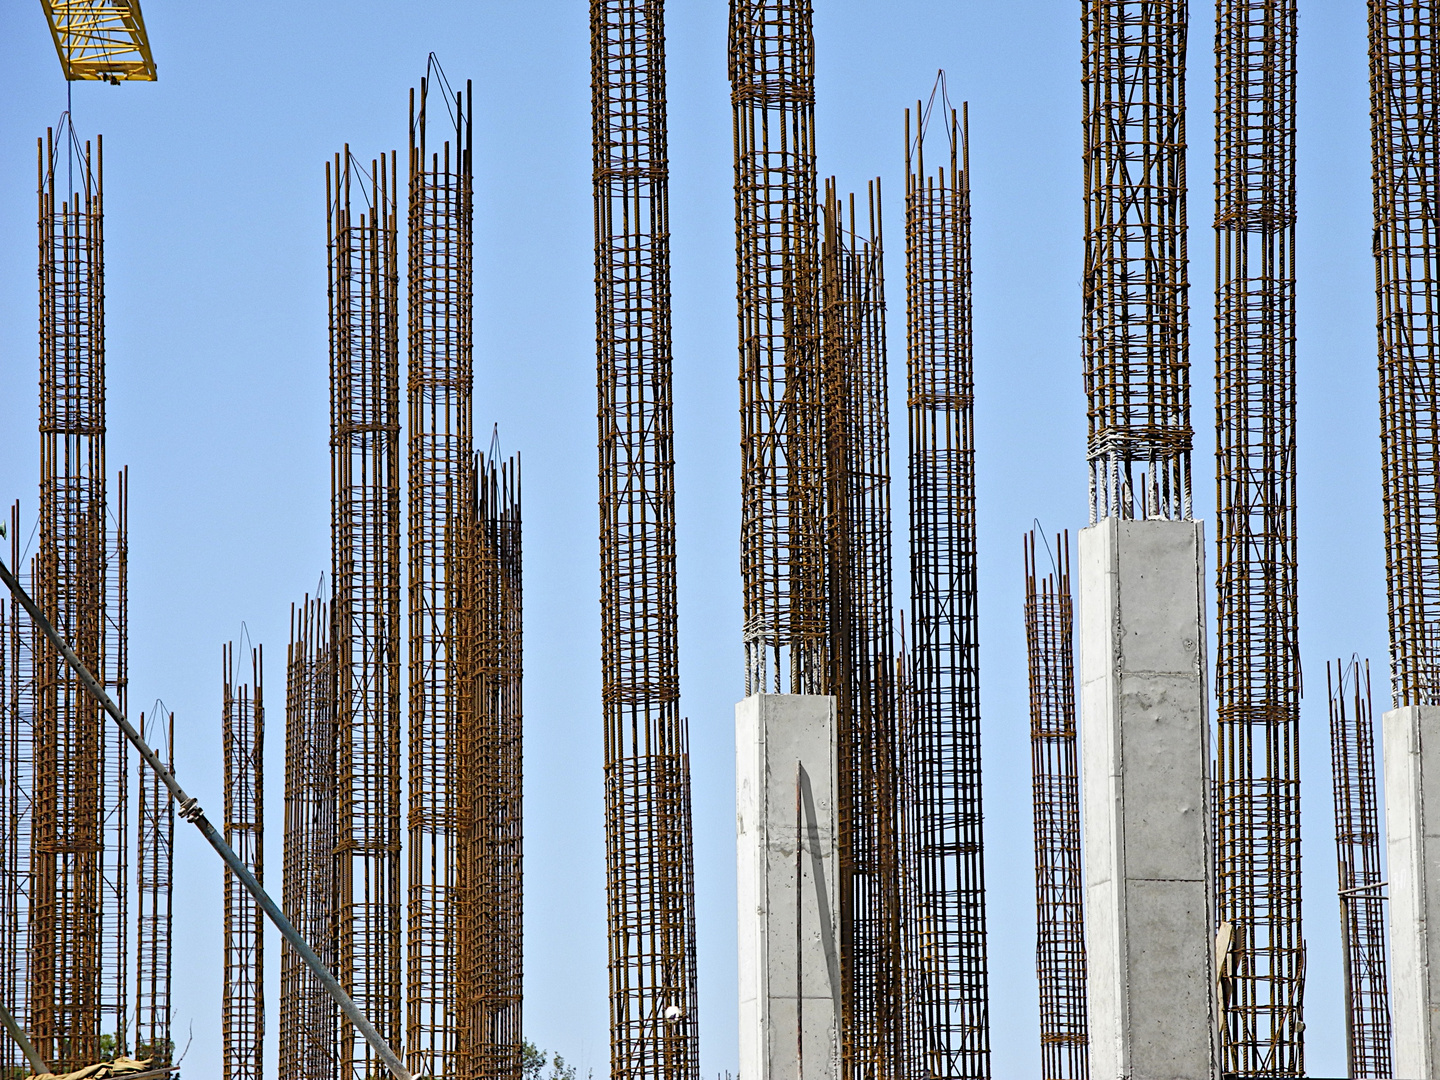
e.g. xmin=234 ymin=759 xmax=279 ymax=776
xmin=0 ymin=554 xmax=414 ymax=1080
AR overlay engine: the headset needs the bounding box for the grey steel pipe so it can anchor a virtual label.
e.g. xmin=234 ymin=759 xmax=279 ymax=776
xmin=0 ymin=554 xmax=413 ymax=1080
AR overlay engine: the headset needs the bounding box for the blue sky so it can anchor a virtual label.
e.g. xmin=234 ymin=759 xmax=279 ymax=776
xmin=0 ymin=2 xmax=1382 ymax=1076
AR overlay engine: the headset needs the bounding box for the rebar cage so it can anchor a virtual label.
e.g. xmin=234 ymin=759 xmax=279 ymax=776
xmin=592 ymin=3 xmax=701 ymax=1077
xmin=1327 ymin=659 xmax=1394 ymax=1079
xmin=729 ymin=0 xmax=827 ymax=696
xmin=222 ymin=645 xmax=264 ymax=1080
xmin=407 ymin=65 xmax=475 ymax=1079
xmin=1081 ymin=1 xmax=1192 ymax=523
xmin=1024 ymin=532 xmax=1088 ymax=1080
xmin=1372 ymin=0 xmax=1440 ymax=707
xmin=329 ymin=147 xmax=404 ymax=1080
xmin=904 ymin=96 xmax=992 ymax=1080
xmin=1212 ymin=1 xmax=1304 ymax=1073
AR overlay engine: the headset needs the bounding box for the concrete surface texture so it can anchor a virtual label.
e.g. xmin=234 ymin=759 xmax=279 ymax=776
xmin=735 ymin=693 xmax=840 ymax=1080
xmin=1383 ymin=703 xmax=1440 ymax=1080
xmin=1078 ymin=517 xmax=1217 ymax=1080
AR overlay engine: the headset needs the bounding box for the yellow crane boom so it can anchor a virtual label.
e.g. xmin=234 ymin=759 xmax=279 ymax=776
xmin=39 ymin=0 xmax=156 ymax=82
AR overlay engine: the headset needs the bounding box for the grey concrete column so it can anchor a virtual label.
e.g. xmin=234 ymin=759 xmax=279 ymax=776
xmin=1383 ymin=703 xmax=1440 ymax=1079
xmin=1078 ymin=518 xmax=1217 ymax=1080
xmin=736 ymin=694 xmax=839 ymax=1080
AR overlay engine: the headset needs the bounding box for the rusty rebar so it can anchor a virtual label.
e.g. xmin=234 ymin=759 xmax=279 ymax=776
xmin=1212 ymin=1 xmax=1304 ymax=1072
xmin=407 ymin=61 xmax=474 ymax=1078
xmin=454 ymin=455 xmax=524 ymax=1080
xmin=1328 ymin=658 xmax=1394 ymax=1079
xmin=903 ymin=91 xmax=991 ymax=1079
xmin=729 ymin=0 xmax=827 ymax=696
xmin=1 ymin=504 xmax=33 ymax=1079
xmin=135 ymin=701 xmax=173 ymax=1065
xmin=1024 ymin=531 xmax=1088 ymax=1080
xmin=592 ymin=3 xmax=701 ymax=1077
xmin=102 ymin=467 xmax=129 ymax=1058
xmin=33 ymin=122 xmax=110 ymax=1072
xmin=281 ymin=597 xmax=338 ymax=1080
xmin=823 ymin=179 xmax=905 ymax=1080
xmin=222 ymin=643 xmax=265 ymax=1080
xmin=329 ymin=146 xmax=403 ymax=1080
xmin=1372 ymin=0 xmax=1440 ymax=706
xmin=1081 ymin=1 xmax=1191 ymax=523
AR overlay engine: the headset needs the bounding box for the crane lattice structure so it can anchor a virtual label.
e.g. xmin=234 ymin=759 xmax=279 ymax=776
xmin=1372 ymin=0 xmax=1440 ymax=706
xmin=222 ymin=643 xmax=265 ymax=1080
xmin=329 ymin=147 xmax=404 ymax=1080
xmin=135 ymin=702 xmax=174 ymax=1065
xmin=454 ymin=455 xmax=524 ymax=1080
xmin=407 ymin=63 xmax=474 ymax=1079
xmin=281 ymin=597 xmax=338 ymax=1080
xmin=38 ymin=0 xmax=156 ymax=81
xmin=1327 ymin=658 xmax=1394 ymax=1079
xmin=822 ymin=180 xmax=906 ymax=1080
xmin=32 ymin=123 xmax=133 ymax=1072
xmin=903 ymin=92 xmax=991 ymax=1080
xmin=1081 ymin=1 xmax=1191 ymax=523
xmin=2 ymin=505 xmax=35 ymax=1079
xmin=729 ymin=0 xmax=827 ymax=697
xmin=1024 ymin=532 xmax=1089 ymax=1080
xmin=592 ymin=2 xmax=701 ymax=1077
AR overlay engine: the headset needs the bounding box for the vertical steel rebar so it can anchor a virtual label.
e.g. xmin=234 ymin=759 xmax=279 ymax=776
xmin=408 ymin=63 xmax=474 ymax=1079
xmin=329 ymin=147 xmax=404 ymax=1080
xmin=454 ymin=455 xmax=524 ymax=1080
xmin=823 ymin=180 xmax=904 ymax=1080
xmin=1212 ymin=1 xmax=1304 ymax=1072
xmin=1372 ymin=1 xmax=1440 ymax=705
xmin=903 ymin=93 xmax=991 ymax=1080
xmin=0 ymin=504 xmax=32 ymax=1080
xmin=729 ymin=0 xmax=827 ymax=696
xmin=592 ymin=3 xmax=701 ymax=1078
xmin=135 ymin=702 xmax=173 ymax=1065
xmin=1081 ymin=1 xmax=1191 ymax=523
xmin=1023 ymin=532 xmax=1089 ymax=1080
xmin=1328 ymin=659 xmax=1394 ymax=1079
xmin=222 ymin=644 xmax=265 ymax=1080
xmin=33 ymin=123 xmax=108 ymax=1073
xmin=281 ymin=597 xmax=339 ymax=1080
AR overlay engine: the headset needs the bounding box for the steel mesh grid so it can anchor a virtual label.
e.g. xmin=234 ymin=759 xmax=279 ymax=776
xmin=1212 ymin=1 xmax=1304 ymax=1073
xmin=729 ymin=0 xmax=828 ymax=696
xmin=1372 ymin=0 xmax=1440 ymax=706
xmin=1327 ymin=659 xmax=1394 ymax=1079
xmin=222 ymin=645 xmax=265 ymax=1080
xmin=407 ymin=69 xmax=475 ymax=1079
xmin=1023 ymin=532 xmax=1089 ymax=1080
xmin=1081 ymin=0 xmax=1192 ymax=523
xmin=903 ymin=100 xmax=991 ymax=1080
xmin=135 ymin=702 xmax=173 ymax=1066
xmin=280 ymin=597 xmax=339 ymax=1080
xmin=33 ymin=126 xmax=109 ymax=1073
xmin=329 ymin=148 xmax=404 ymax=1079
xmin=592 ymin=3 xmax=701 ymax=1077
xmin=823 ymin=181 xmax=906 ymax=1080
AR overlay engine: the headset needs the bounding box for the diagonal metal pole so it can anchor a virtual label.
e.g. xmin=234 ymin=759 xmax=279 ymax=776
xmin=0 ymin=998 xmax=49 ymax=1076
xmin=0 ymin=554 xmax=414 ymax=1080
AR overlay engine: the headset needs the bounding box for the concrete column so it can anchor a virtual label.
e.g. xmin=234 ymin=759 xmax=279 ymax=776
xmin=736 ymin=694 xmax=839 ymax=1080
xmin=1383 ymin=704 xmax=1440 ymax=1079
xmin=1078 ymin=518 xmax=1217 ymax=1080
